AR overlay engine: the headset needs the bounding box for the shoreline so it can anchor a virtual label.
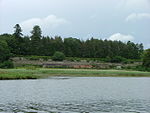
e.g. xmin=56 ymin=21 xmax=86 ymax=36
xmin=0 ymin=68 xmax=150 ymax=80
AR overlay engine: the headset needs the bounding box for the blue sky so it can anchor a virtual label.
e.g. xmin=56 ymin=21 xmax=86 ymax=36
xmin=0 ymin=0 xmax=150 ymax=48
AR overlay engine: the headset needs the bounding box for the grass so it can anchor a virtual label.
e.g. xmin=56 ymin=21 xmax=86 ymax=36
xmin=0 ymin=68 xmax=150 ymax=80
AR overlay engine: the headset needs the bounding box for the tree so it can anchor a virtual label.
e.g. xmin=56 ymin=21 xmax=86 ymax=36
xmin=64 ymin=37 xmax=81 ymax=57
xmin=30 ymin=25 xmax=42 ymax=55
xmin=142 ymin=49 xmax=150 ymax=67
xmin=13 ymin=24 xmax=23 ymax=38
xmin=0 ymin=25 xmax=144 ymax=59
xmin=31 ymin=25 xmax=42 ymax=39
xmin=0 ymin=40 xmax=10 ymax=62
xmin=12 ymin=24 xmax=24 ymax=55
xmin=52 ymin=51 xmax=65 ymax=61
xmin=0 ymin=40 xmax=13 ymax=68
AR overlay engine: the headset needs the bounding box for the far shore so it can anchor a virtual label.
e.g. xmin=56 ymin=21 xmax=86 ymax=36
xmin=0 ymin=68 xmax=150 ymax=80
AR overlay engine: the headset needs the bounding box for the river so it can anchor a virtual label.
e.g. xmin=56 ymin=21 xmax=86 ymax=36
xmin=0 ymin=77 xmax=150 ymax=113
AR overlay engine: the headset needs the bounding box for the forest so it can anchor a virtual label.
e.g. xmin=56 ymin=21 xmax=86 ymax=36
xmin=0 ymin=24 xmax=144 ymax=58
xmin=0 ymin=24 xmax=150 ymax=70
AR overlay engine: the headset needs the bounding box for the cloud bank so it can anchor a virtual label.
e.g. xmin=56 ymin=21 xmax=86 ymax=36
xmin=126 ymin=13 xmax=150 ymax=22
xmin=20 ymin=15 xmax=69 ymax=32
xmin=108 ymin=33 xmax=134 ymax=41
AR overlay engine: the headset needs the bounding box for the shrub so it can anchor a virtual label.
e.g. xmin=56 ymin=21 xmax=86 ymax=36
xmin=104 ymin=56 xmax=111 ymax=62
xmin=52 ymin=51 xmax=65 ymax=61
xmin=25 ymin=66 xmax=37 ymax=70
xmin=86 ymin=59 xmax=90 ymax=62
xmin=27 ymin=56 xmax=40 ymax=60
xmin=142 ymin=49 xmax=150 ymax=67
xmin=110 ymin=56 xmax=127 ymax=63
xmin=122 ymin=60 xmax=128 ymax=64
xmin=66 ymin=57 xmax=74 ymax=62
xmin=0 ymin=61 xmax=14 ymax=68
xmin=75 ymin=58 xmax=81 ymax=62
xmin=135 ymin=65 xmax=150 ymax=72
xmin=42 ymin=57 xmax=49 ymax=61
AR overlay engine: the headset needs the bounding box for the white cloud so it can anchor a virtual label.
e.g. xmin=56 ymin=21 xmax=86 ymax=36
xmin=20 ymin=15 xmax=69 ymax=32
xmin=108 ymin=33 xmax=134 ymax=41
xmin=126 ymin=13 xmax=150 ymax=22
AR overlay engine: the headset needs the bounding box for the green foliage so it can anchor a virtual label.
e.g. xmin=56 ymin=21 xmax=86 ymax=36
xmin=0 ymin=40 xmax=13 ymax=69
xmin=0 ymin=24 xmax=144 ymax=62
xmin=26 ymin=56 xmax=40 ymax=60
xmin=1 ymin=68 xmax=150 ymax=80
xmin=124 ymin=65 xmax=150 ymax=72
xmin=142 ymin=49 xmax=150 ymax=67
xmin=12 ymin=24 xmax=25 ymax=55
xmin=102 ymin=56 xmax=111 ymax=62
xmin=25 ymin=66 xmax=38 ymax=70
xmin=31 ymin=25 xmax=42 ymax=38
xmin=0 ymin=40 xmax=11 ymax=62
xmin=66 ymin=57 xmax=75 ymax=62
xmin=64 ymin=38 xmax=81 ymax=57
xmin=13 ymin=24 xmax=23 ymax=38
xmin=110 ymin=56 xmax=127 ymax=63
xmin=25 ymin=56 xmax=51 ymax=61
xmin=52 ymin=51 xmax=65 ymax=61
xmin=30 ymin=25 xmax=42 ymax=55
xmin=135 ymin=65 xmax=150 ymax=72
xmin=0 ymin=61 xmax=14 ymax=68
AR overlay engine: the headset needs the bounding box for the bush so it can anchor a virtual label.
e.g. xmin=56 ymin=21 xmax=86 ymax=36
xmin=135 ymin=65 xmax=150 ymax=72
xmin=26 ymin=56 xmax=40 ymax=60
xmin=110 ymin=56 xmax=127 ymax=63
xmin=142 ymin=49 xmax=150 ymax=67
xmin=25 ymin=56 xmax=51 ymax=61
xmin=123 ymin=65 xmax=150 ymax=72
xmin=52 ymin=51 xmax=65 ymax=61
xmin=66 ymin=57 xmax=75 ymax=62
xmin=25 ymin=66 xmax=37 ymax=70
xmin=86 ymin=59 xmax=90 ymax=62
xmin=42 ymin=57 xmax=49 ymax=61
xmin=122 ymin=60 xmax=128 ymax=64
xmin=0 ymin=61 xmax=14 ymax=68
xmin=104 ymin=56 xmax=111 ymax=62
xmin=75 ymin=58 xmax=81 ymax=62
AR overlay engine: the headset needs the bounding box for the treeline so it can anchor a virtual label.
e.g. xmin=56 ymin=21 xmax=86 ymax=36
xmin=0 ymin=24 xmax=144 ymax=59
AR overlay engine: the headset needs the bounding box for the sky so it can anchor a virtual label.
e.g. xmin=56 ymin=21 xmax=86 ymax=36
xmin=0 ymin=0 xmax=150 ymax=48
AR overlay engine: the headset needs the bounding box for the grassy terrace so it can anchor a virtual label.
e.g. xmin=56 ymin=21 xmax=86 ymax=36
xmin=0 ymin=68 xmax=150 ymax=80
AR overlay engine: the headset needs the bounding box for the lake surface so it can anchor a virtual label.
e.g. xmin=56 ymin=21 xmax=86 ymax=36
xmin=0 ymin=77 xmax=150 ymax=113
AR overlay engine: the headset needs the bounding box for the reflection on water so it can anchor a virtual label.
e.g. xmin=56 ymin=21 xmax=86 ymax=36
xmin=0 ymin=77 xmax=150 ymax=113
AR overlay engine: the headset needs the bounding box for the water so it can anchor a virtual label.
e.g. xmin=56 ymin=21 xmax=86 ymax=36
xmin=0 ymin=77 xmax=150 ymax=113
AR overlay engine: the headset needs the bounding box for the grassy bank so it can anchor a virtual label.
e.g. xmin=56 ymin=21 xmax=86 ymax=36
xmin=0 ymin=68 xmax=150 ymax=80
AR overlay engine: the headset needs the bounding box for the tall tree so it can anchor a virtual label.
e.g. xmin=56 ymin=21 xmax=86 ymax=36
xmin=13 ymin=24 xmax=23 ymax=38
xmin=11 ymin=24 xmax=24 ymax=55
xmin=30 ymin=25 xmax=42 ymax=55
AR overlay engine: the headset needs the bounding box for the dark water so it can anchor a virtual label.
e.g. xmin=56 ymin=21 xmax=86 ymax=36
xmin=0 ymin=77 xmax=150 ymax=113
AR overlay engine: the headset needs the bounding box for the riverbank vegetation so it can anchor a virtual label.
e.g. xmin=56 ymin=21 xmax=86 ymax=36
xmin=0 ymin=24 xmax=150 ymax=78
xmin=0 ymin=68 xmax=150 ymax=80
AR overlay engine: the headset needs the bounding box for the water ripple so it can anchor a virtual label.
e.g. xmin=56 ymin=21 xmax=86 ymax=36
xmin=0 ymin=99 xmax=150 ymax=113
